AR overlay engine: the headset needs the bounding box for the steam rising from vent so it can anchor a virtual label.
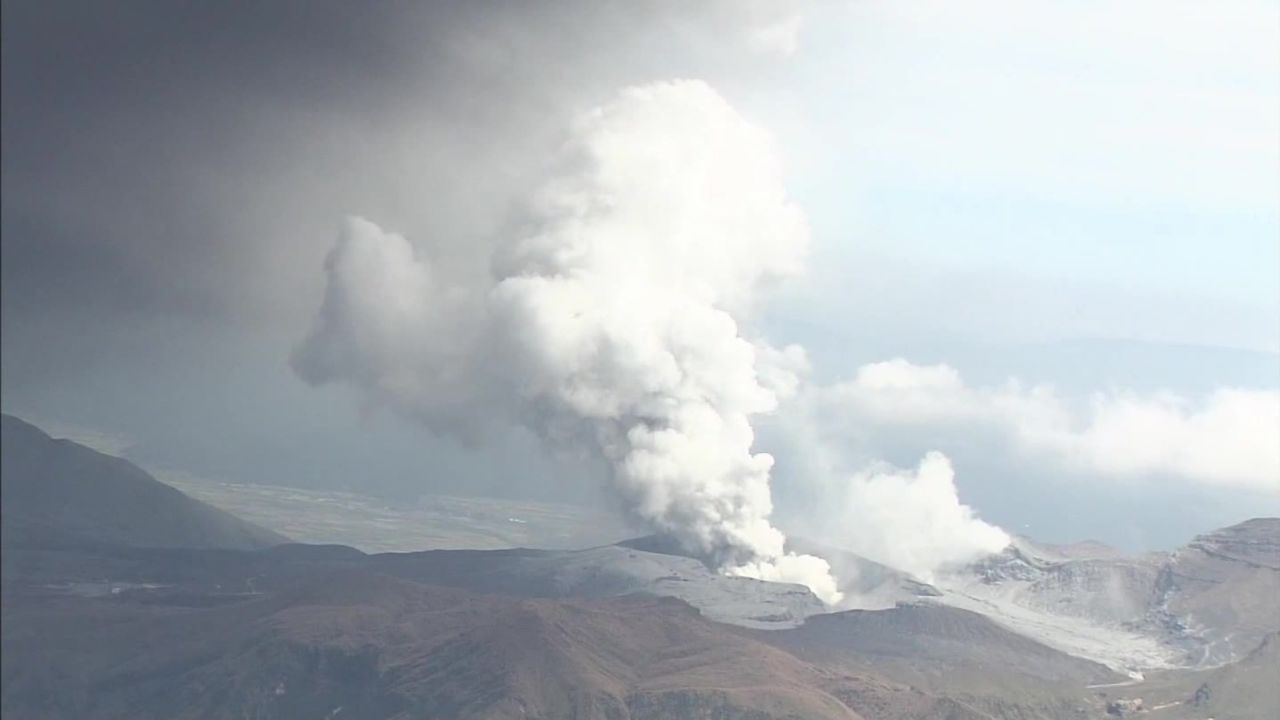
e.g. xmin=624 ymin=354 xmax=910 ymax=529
xmin=839 ymin=452 xmax=1010 ymax=581
xmin=294 ymin=80 xmax=841 ymax=604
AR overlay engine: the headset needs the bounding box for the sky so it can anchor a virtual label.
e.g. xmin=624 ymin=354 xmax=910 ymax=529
xmin=3 ymin=0 xmax=1278 ymax=558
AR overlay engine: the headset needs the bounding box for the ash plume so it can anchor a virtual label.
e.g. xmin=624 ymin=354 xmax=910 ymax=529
xmin=294 ymin=80 xmax=841 ymax=604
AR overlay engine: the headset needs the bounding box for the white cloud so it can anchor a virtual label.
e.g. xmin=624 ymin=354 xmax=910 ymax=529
xmin=1030 ymin=388 xmax=1280 ymax=492
xmin=822 ymin=359 xmax=1280 ymax=493
xmin=853 ymin=358 xmax=962 ymax=391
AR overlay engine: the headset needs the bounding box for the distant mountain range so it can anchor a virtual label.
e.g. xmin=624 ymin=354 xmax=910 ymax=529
xmin=1 ymin=414 xmax=1276 ymax=719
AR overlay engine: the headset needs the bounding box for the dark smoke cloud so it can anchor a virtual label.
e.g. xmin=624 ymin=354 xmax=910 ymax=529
xmin=2 ymin=0 xmax=806 ymax=326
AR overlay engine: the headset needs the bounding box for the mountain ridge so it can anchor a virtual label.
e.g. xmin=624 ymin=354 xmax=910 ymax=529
xmin=1 ymin=414 xmax=288 ymax=551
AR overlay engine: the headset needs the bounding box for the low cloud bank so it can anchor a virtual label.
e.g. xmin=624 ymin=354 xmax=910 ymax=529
xmin=829 ymin=359 xmax=1280 ymax=493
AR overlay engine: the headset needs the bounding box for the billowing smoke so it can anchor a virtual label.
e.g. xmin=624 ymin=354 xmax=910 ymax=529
xmin=836 ymin=452 xmax=1010 ymax=581
xmin=763 ymin=388 xmax=1012 ymax=583
xmin=754 ymin=360 xmax=1016 ymax=586
xmin=294 ymin=80 xmax=841 ymax=604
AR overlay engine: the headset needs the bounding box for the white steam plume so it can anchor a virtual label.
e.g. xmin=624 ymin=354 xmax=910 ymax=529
xmin=838 ymin=452 xmax=1010 ymax=581
xmin=766 ymin=388 xmax=1011 ymax=582
xmin=294 ymin=80 xmax=841 ymax=604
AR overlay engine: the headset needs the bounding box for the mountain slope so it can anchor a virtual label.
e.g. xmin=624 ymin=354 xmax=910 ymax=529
xmin=1 ymin=567 xmax=866 ymax=720
xmin=759 ymin=603 xmax=1117 ymax=718
xmin=363 ymin=543 xmax=827 ymax=630
xmin=1175 ymin=631 xmax=1280 ymax=719
xmin=0 ymin=414 xmax=287 ymax=550
xmin=1 ymin=536 xmax=1131 ymax=720
xmin=1099 ymin=631 xmax=1280 ymax=720
xmin=932 ymin=518 xmax=1280 ymax=672
xmin=1157 ymin=518 xmax=1280 ymax=666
